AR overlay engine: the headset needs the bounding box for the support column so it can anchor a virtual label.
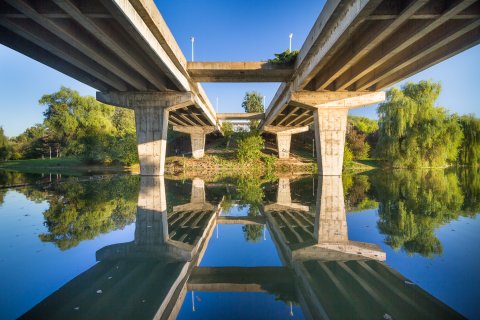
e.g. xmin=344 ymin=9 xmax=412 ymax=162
xmin=276 ymin=134 xmax=292 ymax=159
xmin=134 ymin=107 xmax=169 ymax=175
xmin=173 ymin=126 xmax=215 ymax=159
xmin=264 ymin=126 xmax=309 ymax=160
xmin=313 ymin=108 xmax=348 ymax=176
xmin=97 ymin=91 xmax=202 ymax=176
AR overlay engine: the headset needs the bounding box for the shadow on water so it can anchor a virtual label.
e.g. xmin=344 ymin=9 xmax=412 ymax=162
xmin=10 ymin=167 xmax=478 ymax=319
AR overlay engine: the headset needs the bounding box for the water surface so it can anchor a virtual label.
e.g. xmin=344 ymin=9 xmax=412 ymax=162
xmin=0 ymin=168 xmax=478 ymax=319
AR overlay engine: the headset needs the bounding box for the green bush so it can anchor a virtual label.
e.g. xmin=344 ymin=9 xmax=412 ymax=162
xmin=343 ymin=145 xmax=354 ymax=167
xmin=236 ymin=132 xmax=264 ymax=163
xmin=268 ymin=49 xmax=299 ymax=65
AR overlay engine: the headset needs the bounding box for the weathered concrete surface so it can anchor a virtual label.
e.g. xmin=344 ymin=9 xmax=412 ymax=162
xmin=173 ymin=126 xmax=215 ymax=159
xmin=217 ymin=113 xmax=265 ymax=120
xmin=135 ymin=106 xmax=169 ymax=176
xmin=188 ymin=61 xmax=293 ymax=82
xmin=314 ymin=108 xmax=348 ymax=176
xmin=264 ymin=126 xmax=309 ymax=159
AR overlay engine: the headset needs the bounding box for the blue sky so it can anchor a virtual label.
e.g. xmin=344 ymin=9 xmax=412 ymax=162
xmin=0 ymin=0 xmax=478 ymax=136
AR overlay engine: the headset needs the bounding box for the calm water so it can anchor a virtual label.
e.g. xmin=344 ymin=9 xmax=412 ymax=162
xmin=0 ymin=168 xmax=479 ymax=319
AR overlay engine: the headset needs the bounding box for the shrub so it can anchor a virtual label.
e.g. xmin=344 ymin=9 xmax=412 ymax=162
xmin=236 ymin=132 xmax=264 ymax=163
xmin=268 ymin=49 xmax=299 ymax=65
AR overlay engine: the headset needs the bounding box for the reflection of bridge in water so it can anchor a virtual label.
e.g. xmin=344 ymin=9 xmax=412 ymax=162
xmin=21 ymin=177 xmax=463 ymax=319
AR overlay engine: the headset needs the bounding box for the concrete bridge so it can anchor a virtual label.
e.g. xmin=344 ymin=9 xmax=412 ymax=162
xmin=1 ymin=0 xmax=478 ymax=175
xmin=21 ymin=176 xmax=464 ymax=319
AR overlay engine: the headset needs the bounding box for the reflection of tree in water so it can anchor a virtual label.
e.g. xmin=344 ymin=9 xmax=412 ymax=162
xmin=457 ymin=167 xmax=480 ymax=215
xmin=39 ymin=176 xmax=139 ymax=250
xmin=236 ymin=175 xmax=265 ymax=243
xmin=343 ymin=174 xmax=378 ymax=212
xmin=371 ymin=170 xmax=466 ymax=257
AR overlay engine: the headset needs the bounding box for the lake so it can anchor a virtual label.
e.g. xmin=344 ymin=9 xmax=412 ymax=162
xmin=0 ymin=168 xmax=479 ymax=319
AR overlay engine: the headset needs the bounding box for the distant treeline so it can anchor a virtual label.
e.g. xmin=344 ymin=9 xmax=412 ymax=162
xmin=0 ymin=81 xmax=479 ymax=167
xmin=0 ymin=86 xmax=138 ymax=165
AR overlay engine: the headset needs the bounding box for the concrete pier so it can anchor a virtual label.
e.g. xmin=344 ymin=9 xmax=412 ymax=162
xmin=173 ymin=126 xmax=216 ymax=159
xmin=264 ymin=126 xmax=309 ymax=159
xmin=135 ymin=107 xmax=169 ymax=176
xmin=313 ymin=108 xmax=348 ymax=176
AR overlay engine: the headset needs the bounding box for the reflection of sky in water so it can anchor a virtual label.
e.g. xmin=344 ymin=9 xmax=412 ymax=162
xmin=0 ymin=190 xmax=135 ymax=320
xmin=178 ymin=292 xmax=304 ymax=320
xmin=178 ymin=209 xmax=303 ymax=319
xmin=348 ymin=209 xmax=480 ymax=319
xmin=0 ymin=170 xmax=479 ymax=319
xmin=219 ymin=204 xmax=249 ymax=217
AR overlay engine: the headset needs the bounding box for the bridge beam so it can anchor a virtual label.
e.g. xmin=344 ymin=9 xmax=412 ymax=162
xmin=173 ymin=126 xmax=216 ymax=159
xmin=264 ymin=126 xmax=309 ymax=159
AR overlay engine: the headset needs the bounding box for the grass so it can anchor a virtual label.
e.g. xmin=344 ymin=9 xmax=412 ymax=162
xmin=0 ymin=157 xmax=136 ymax=174
xmin=0 ymin=157 xmax=83 ymax=168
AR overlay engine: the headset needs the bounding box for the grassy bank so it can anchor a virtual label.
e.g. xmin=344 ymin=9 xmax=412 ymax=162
xmin=0 ymin=157 xmax=137 ymax=174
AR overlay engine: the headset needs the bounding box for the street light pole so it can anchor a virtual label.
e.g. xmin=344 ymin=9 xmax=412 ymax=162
xmin=190 ymin=36 xmax=195 ymax=61
xmin=289 ymin=33 xmax=293 ymax=52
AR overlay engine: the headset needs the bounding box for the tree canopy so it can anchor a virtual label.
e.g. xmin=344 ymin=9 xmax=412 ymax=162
xmin=5 ymin=87 xmax=138 ymax=165
xmin=376 ymin=81 xmax=463 ymax=168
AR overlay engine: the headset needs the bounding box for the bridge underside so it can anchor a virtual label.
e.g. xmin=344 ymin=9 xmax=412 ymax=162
xmin=1 ymin=0 xmax=479 ymax=176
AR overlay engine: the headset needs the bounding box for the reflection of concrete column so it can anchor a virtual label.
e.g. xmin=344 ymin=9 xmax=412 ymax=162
xmin=313 ymin=109 xmax=348 ymax=176
xmin=135 ymin=107 xmax=169 ymax=175
xmin=314 ymin=175 xmax=347 ymax=243
xmin=173 ymin=126 xmax=215 ymax=159
xmin=264 ymin=126 xmax=309 ymax=160
xmin=277 ymin=177 xmax=292 ymax=205
xmin=264 ymin=177 xmax=309 ymax=212
xmin=191 ymin=178 xmax=206 ymax=203
xmin=136 ymin=176 xmax=168 ymax=246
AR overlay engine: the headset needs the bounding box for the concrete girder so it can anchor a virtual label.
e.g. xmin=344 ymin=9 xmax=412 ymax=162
xmin=355 ymin=18 xmax=480 ymax=90
xmin=187 ymin=61 xmax=293 ymax=82
xmin=291 ymin=91 xmax=386 ymax=109
xmin=333 ymin=0 xmax=477 ymax=90
xmin=52 ymin=0 xmax=169 ymax=91
xmin=99 ymin=0 xmax=190 ymax=91
xmin=96 ymin=91 xmax=195 ymax=109
xmin=313 ymin=0 xmax=428 ymax=91
xmin=4 ymin=0 xmax=149 ymax=91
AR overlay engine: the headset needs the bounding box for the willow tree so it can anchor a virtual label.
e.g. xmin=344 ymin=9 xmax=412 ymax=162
xmin=458 ymin=114 xmax=480 ymax=166
xmin=376 ymin=81 xmax=463 ymax=167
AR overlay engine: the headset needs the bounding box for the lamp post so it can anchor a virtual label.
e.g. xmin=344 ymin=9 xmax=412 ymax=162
xmin=289 ymin=33 xmax=293 ymax=52
xmin=190 ymin=36 xmax=195 ymax=61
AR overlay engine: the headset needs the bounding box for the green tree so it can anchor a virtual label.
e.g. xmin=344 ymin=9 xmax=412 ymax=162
xmin=458 ymin=114 xmax=480 ymax=166
xmin=349 ymin=116 xmax=378 ymax=134
xmin=37 ymin=87 xmax=137 ymax=165
xmin=376 ymin=81 xmax=463 ymax=167
xmin=0 ymin=127 xmax=10 ymax=160
xmin=241 ymin=91 xmax=264 ymax=129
